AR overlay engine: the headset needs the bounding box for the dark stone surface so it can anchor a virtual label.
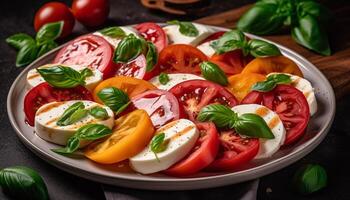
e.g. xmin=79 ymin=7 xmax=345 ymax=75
xmin=0 ymin=0 xmax=348 ymax=199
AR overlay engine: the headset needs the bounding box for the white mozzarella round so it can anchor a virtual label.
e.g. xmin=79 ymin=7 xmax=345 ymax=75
xmin=232 ymin=104 xmax=286 ymax=159
xmin=35 ymin=100 xmax=114 ymax=146
xmin=149 ymin=73 xmax=204 ymax=90
xmin=26 ymin=64 xmax=103 ymax=91
xmin=163 ymin=23 xmax=214 ymax=46
xmin=197 ymin=41 xmax=215 ymax=57
xmin=129 ymin=119 xmax=199 ymax=174
xmin=268 ymin=73 xmax=317 ymax=116
xmin=93 ymin=26 xmax=140 ymax=48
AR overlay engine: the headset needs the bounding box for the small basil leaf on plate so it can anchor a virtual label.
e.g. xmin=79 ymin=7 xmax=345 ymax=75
xmin=159 ymin=73 xmax=170 ymax=85
xmin=113 ymin=34 xmax=146 ymax=63
xmin=115 ymin=101 xmax=131 ymax=115
xmin=89 ymin=107 xmax=109 ymax=119
xmin=51 ymin=136 xmax=80 ymax=155
xmin=167 ymin=20 xmax=199 ymax=37
xmin=293 ymin=164 xmax=327 ymax=195
xmin=80 ymin=68 xmax=93 ymax=78
xmin=37 ymin=40 xmax=58 ymax=57
xmin=200 ymin=61 xmax=228 ymax=86
xmin=150 ymin=133 xmax=169 ymax=161
xmin=15 ymin=42 xmax=38 ymax=67
xmin=252 ymin=74 xmax=291 ymax=92
xmin=0 ymin=166 xmax=49 ymax=200
xmin=36 ymin=21 xmax=63 ymax=45
xmin=6 ymin=33 xmax=35 ymax=50
xmin=146 ymin=41 xmax=158 ymax=72
xmin=247 ymin=39 xmax=281 ymax=57
xmin=56 ymin=102 xmax=85 ymax=126
xmin=98 ymin=26 xmax=126 ymax=38
xmin=37 ymin=65 xmax=85 ymax=88
xmin=65 ymin=108 xmax=88 ymax=125
xmin=97 ymin=87 xmax=130 ymax=112
xmin=76 ymin=124 xmax=112 ymax=140
xmin=234 ymin=113 xmax=275 ymax=139
xmin=210 ymin=29 xmax=246 ymax=54
xmin=197 ymin=104 xmax=237 ymax=129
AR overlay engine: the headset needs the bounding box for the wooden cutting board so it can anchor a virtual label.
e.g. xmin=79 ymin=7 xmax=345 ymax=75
xmin=195 ymin=4 xmax=350 ymax=98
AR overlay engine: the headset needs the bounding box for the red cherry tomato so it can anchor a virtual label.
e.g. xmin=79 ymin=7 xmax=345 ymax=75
xmin=135 ymin=22 xmax=168 ymax=52
xmin=165 ymin=122 xmax=219 ymax=176
xmin=241 ymin=85 xmax=310 ymax=145
xmin=169 ymin=80 xmax=239 ymax=121
xmin=72 ymin=0 xmax=109 ymax=27
xmin=158 ymin=44 xmax=208 ymax=74
xmin=54 ymin=34 xmax=116 ymax=79
xmin=131 ymin=90 xmax=185 ymax=128
xmin=34 ymin=2 xmax=75 ymax=38
xmin=24 ymin=83 xmax=93 ymax=126
xmin=206 ymin=130 xmax=260 ymax=171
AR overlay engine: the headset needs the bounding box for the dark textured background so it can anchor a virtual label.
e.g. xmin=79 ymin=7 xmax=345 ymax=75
xmin=1 ymin=0 xmax=349 ymax=199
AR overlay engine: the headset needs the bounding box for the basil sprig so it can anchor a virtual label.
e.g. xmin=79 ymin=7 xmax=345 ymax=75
xmin=0 ymin=166 xmax=49 ymax=200
xmin=37 ymin=65 xmax=93 ymax=88
xmin=97 ymin=87 xmax=130 ymax=114
xmin=197 ymin=104 xmax=274 ymax=139
xmin=252 ymin=74 xmax=292 ymax=92
xmin=146 ymin=41 xmax=158 ymax=72
xmin=6 ymin=21 xmax=63 ymax=67
xmin=57 ymin=102 xmax=88 ymax=126
xmin=98 ymin=26 xmax=126 ymax=38
xmin=89 ymin=107 xmax=109 ymax=120
xmin=293 ymin=164 xmax=327 ymax=195
xmin=150 ymin=133 xmax=169 ymax=162
xmin=158 ymin=73 xmax=170 ymax=85
xmin=237 ymin=0 xmax=331 ymax=56
xmin=167 ymin=20 xmax=199 ymax=37
xmin=200 ymin=61 xmax=228 ymax=86
xmin=52 ymin=124 xmax=112 ymax=155
xmin=210 ymin=29 xmax=281 ymax=57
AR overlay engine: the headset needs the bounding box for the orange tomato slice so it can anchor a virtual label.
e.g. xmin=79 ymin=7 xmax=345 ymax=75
xmin=85 ymin=109 xmax=155 ymax=164
xmin=227 ymin=73 xmax=266 ymax=101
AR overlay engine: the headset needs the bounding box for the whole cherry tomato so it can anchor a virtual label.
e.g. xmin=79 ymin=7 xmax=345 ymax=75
xmin=72 ymin=0 xmax=110 ymax=27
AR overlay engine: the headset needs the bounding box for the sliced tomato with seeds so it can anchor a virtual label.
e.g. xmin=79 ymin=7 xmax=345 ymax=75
xmin=24 ymin=83 xmax=93 ymax=126
xmin=241 ymin=84 xmax=310 ymax=145
xmin=169 ymin=80 xmax=238 ymax=121
xmin=135 ymin=22 xmax=168 ymax=52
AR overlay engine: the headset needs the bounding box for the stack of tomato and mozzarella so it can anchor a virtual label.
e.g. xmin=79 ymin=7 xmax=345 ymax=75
xmin=23 ymin=22 xmax=317 ymax=176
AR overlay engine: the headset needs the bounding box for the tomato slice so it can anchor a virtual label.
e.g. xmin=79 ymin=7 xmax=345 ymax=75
xmin=131 ymin=90 xmax=186 ymax=128
xmin=227 ymin=73 xmax=266 ymax=101
xmin=169 ymin=80 xmax=239 ymax=121
xmin=206 ymin=130 xmax=259 ymax=171
xmin=210 ymin=50 xmax=248 ymax=75
xmin=158 ymin=44 xmax=208 ymax=74
xmin=135 ymin=22 xmax=168 ymax=52
xmin=164 ymin=122 xmax=219 ymax=176
xmin=24 ymin=83 xmax=93 ymax=126
xmin=54 ymin=34 xmax=116 ymax=79
xmin=241 ymin=85 xmax=310 ymax=145
xmin=115 ymin=55 xmax=146 ymax=79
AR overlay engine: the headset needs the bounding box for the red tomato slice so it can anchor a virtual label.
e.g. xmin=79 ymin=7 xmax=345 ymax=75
xmin=135 ymin=22 xmax=168 ymax=52
xmin=241 ymin=84 xmax=310 ymax=145
xmin=164 ymin=122 xmax=219 ymax=176
xmin=210 ymin=50 xmax=247 ymax=75
xmin=54 ymin=34 xmax=116 ymax=79
xmin=115 ymin=55 xmax=146 ymax=79
xmin=169 ymin=80 xmax=238 ymax=121
xmin=131 ymin=89 xmax=185 ymax=128
xmin=206 ymin=130 xmax=259 ymax=171
xmin=24 ymin=83 xmax=93 ymax=126
xmin=199 ymin=31 xmax=226 ymax=44
xmin=158 ymin=44 xmax=208 ymax=74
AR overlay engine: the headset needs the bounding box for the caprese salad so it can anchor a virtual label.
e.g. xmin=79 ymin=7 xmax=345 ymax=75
xmin=23 ymin=21 xmax=317 ymax=177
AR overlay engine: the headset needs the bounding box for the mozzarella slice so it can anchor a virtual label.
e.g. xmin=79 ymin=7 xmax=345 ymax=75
xmin=27 ymin=64 xmax=103 ymax=91
xmin=163 ymin=23 xmax=214 ymax=46
xmin=149 ymin=73 xmax=204 ymax=90
xmin=35 ymin=100 xmax=114 ymax=146
xmin=93 ymin=26 xmax=140 ymax=48
xmin=232 ymin=104 xmax=286 ymax=159
xmin=129 ymin=119 xmax=199 ymax=174
xmin=268 ymin=73 xmax=317 ymax=116
xmin=197 ymin=41 xmax=216 ymax=57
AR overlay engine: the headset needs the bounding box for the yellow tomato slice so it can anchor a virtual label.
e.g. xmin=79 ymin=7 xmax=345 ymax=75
xmin=93 ymin=76 xmax=157 ymax=103
xmin=85 ymin=109 xmax=155 ymax=164
xmin=241 ymin=56 xmax=303 ymax=77
xmin=227 ymin=73 xmax=266 ymax=101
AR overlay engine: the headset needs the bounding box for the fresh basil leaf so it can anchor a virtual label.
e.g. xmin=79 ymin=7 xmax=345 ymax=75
xmin=167 ymin=20 xmax=199 ymax=37
xmin=113 ymin=34 xmax=146 ymax=63
xmin=51 ymin=136 xmax=80 ymax=155
xmin=37 ymin=65 xmax=85 ymax=88
xmin=66 ymin=109 xmax=88 ymax=125
xmin=97 ymin=87 xmax=130 ymax=112
xmin=0 ymin=166 xmax=49 ymax=200
xmin=16 ymin=42 xmax=38 ymax=67
xmin=150 ymin=133 xmax=169 ymax=162
xmin=210 ymin=30 xmax=246 ymax=54
xmin=146 ymin=41 xmax=158 ymax=72
xmin=158 ymin=73 xmax=170 ymax=85
xmin=247 ymin=39 xmax=281 ymax=57
xmin=197 ymin=104 xmax=237 ymax=129
xmin=36 ymin=21 xmax=63 ymax=44
xmin=115 ymin=101 xmax=131 ymax=115
xmin=57 ymin=102 xmax=85 ymax=126
xmin=98 ymin=26 xmax=126 ymax=38
xmin=293 ymin=164 xmax=327 ymax=195
xmin=89 ymin=107 xmax=109 ymax=120
xmin=252 ymin=73 xmax=291 ymax=92
xmin=76 ymin=124 xmax=112 ymax=140
xmin=267 ymin=73 xmax=292 ymax=84
xmin=200 ymin=61 xmax=228 ymax=86
xmin=297 ymin=1 xmax=331 ymax=25
xmin=80 ymin=68 xmax=93 ymax=78
xmin=37 ymin=40 xmax=58 ymax=57
xmin=234 ymin=113 xmax=275 ymax=139
xmin=6 ymin=33 xmax=35 ymax=50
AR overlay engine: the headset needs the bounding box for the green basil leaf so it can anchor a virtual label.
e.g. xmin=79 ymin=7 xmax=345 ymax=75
xmin=0 ymin=166 xmax=49 ymax=200
xmin=150 ymin=133 xmax=169 ymax=162
xmin=51 ymin=136 xmax=80 ymax=155
xmin=98 ymin=26 xmax=126 ymax=38
xmin=16 ymin=42 xmax=38 ymax=67
xmin=159 ymin=72 xmax=170 ymax=85
xmin=293 ymin=164 xmax=327 ymax=195
xmin=37 ymin=65 xmax=85 ymax=88
xmin=37 ymin=40 xmax=58 ymax=57
xmin=113 ymin=34 xmax=146 ymax=63
xmin=146 ymin=41 xmax=158 ymax=72
xmin=57 ymin=102 xmax=85 ymax=126
xmin=291 ymin=15 xmax=331 ymax=56
xmin=197 ymin=104 xmax=237 ymax=129
xmin=247 ymin=39 xmax=281 ymax=57
xmin=80 ymin=68 xmax=93 ymax=78
xmin=210 ymin=30 xmax=246 ymax=54
xmin=200 ymin=61 xmax=228 ymax=86
xmin=97 ymin=87 xmax=130 ymax=112
xmin=297 ymin=1 xmax=331 ymax=24
xmin=89 ymin=107 xmax=109 ymax=119
xmin=252 ymin=73 xmax=291 ymax=92
xmin=65 ymin=109 xmax=88 ymax=125
xmin=115 ymin=101 xmax=131 ymax=115
xmin=234 ymin=113 xmax=275 ymax=139
xmin=76 ymin=124 xmax=112 ymax=140
xmin=36 ymin=21 xmax=63 ymax=44
xmin=267 ymin=73 xmax=292 ymax=83
xmin=167 ymin=20 xmax=199 ymax=37
xmin=6 ymin=33 xmax=35 ymax=50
